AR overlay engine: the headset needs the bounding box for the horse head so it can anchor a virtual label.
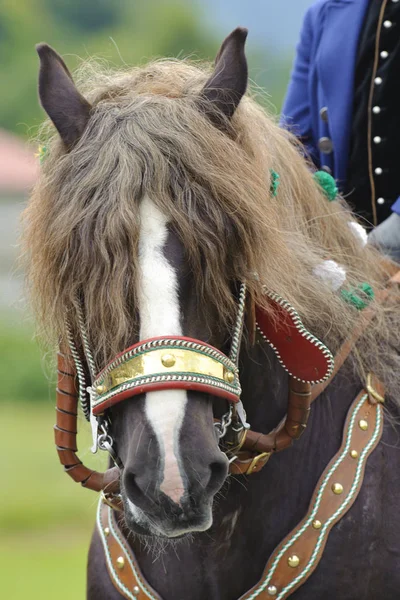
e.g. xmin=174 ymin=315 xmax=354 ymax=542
xmin=35 ymin=29 xmax=251 ymax=538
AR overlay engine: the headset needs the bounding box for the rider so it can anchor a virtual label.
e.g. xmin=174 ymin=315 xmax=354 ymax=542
xmin=281 ymin=0 xmax=400 ymax=262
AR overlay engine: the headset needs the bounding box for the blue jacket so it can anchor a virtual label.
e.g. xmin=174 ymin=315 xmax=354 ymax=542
xmin=281 ymin=0 xmax=400 ymax=215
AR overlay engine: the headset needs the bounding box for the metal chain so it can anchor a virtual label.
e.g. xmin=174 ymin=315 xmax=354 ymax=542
xmin=65 ymin=318 xmax=91 ymax=421
xmin=214 ymin=404 xmax=233 ymax=439
xmin=97 ymin=419 xmax=124 ymax=469
xmin=75 ymin=297 xmax=97 ymax=380
xmin=229 ymin=283 xmax=247 ymax=366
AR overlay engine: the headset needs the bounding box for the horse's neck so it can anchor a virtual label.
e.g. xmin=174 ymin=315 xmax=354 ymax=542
xmin=239 ymin=339 xmax=289 ymax=432
xmin=125 ymin=339 xmax=362 ymax=600
xmin=240 ymin=337 xmax=360 ymax=438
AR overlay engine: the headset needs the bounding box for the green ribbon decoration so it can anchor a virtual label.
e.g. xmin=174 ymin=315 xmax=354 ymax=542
xmin=341 ymin=283 xmax=374 ymax=310
xmin=313 ymin=170 xmax=338 ymax=202
xmin=270 ymin=169 xmax=280 ymax=197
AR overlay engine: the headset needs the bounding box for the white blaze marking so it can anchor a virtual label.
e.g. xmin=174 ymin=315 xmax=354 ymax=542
xmin=138 ymin=195 xmax=186 ymax=504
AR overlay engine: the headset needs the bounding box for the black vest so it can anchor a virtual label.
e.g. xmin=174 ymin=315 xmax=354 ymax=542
xmin=345 ymin=0 xmax=400 ymax=226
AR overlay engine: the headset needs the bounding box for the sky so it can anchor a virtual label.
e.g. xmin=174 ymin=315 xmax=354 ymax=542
xmin=199 ymin=0 xmax=314 ymax=53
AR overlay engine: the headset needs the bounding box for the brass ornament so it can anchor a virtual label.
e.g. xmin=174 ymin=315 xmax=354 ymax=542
xmin=104 ymin=527 xmax=110 ymax=536
xmin=350 ymin=449 xmax=359 ymax=459
xmin=116 ymin=556 xmax=125 ymax=569
xmin=161 ymin=353 xmax=176 ymax=368
xmin=288 ymin=555 xmax=300 ymax=568
xmin=332 ymin=483 xmax=344 ymax=495
xmin=359 ymin=419 xmax=368 ymax=431
xmin=312 ymin=519 xmax=322 ymax=530
xmin=224 ymin=370 xmax=235 ymax=383
xmin=267 ymin=585 xmax=278 ymax=596
xmin=93 ymin=346 xmax=238 ymax=398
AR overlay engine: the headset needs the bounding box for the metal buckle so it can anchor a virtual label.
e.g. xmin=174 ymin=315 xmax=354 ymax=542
xmin=101 ymin=490 xmax=123 ymax=512
xmin=366 ymin=373 xmax=385 ymax=404
xmin=245 ymin=452 xmax=271 ymax=475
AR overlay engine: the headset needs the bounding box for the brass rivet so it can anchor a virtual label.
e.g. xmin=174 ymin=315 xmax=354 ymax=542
xmin=359 ymin=419 xmax=368 ymax=431
xmin=350 ymin=450 xmax=359 ymax=459
xmin=116 ymin=556 xmax=125 ymax=569
xmin=288 ymin=555 xmax=300 ymax=568
xmin=332 ymin=483 xmax=344 ymax=495
xmin=104 ymin=527 xmax=110 ymax=536
xmin=133 ymin=586 xmax=140 ymax=594
xmin=267 ymin=585 xmax=277 ymax=596
xmin=161 ymin=353 xmax=176 ymax=368
xmin=96 ymin=384 xmax=106 ymax=395
xmin=224 ymin=371 xmax=235 ymax=383
xmin=312 ymin=519 xmax=322 ymax=530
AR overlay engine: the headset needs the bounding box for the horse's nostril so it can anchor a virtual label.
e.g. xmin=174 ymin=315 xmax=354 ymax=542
xmin=123 ymin=469 xmax=154 ymax=510
xmin=206 ymin=458 xmax=229 ymax=495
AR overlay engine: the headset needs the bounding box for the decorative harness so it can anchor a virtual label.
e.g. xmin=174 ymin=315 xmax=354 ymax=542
xmin=54 ymin=269 xmax=400 ymax=600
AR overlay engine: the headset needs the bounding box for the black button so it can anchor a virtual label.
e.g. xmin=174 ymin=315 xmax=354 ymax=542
xmin=318 ymin=137 xmax=333 ymax=154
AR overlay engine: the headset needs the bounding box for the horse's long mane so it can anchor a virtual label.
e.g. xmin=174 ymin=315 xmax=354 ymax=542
xmin=22 ymin=58 xmax=400 ymax=398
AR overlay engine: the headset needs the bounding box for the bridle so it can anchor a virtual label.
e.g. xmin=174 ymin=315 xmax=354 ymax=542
xmin=64 ymin=283 xmax=252 ymax=473
xmin=56 ymin=278 xmax=342 ymax=505
xmin=53 ymin=267 xmax=400 ymax=600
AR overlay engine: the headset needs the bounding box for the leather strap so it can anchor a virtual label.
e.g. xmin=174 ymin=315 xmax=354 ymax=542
xmin=239 ymin=389 xmax=384 ymax=599
xmin=55 ymin=270 xmax=399 ymax=485
xmin=55 ymin=351 xmax=120 ymax=493
xmin=230 ymin=378 xmax=312 ymax=475
xmin=97 ymin=501 xmax=162 ymax=600
xmin=97 ymin=385 xmax=384 ymax=600
xmin=234 ymin=269 xmax=399 ymax=473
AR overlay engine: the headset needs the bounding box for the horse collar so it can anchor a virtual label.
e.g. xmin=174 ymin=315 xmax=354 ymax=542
xmin=96 ymin=387 xmax=384 ymax=600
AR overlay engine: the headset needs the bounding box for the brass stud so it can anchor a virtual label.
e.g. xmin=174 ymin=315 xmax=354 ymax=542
xmin=267 ymin=585 xmax=277 ymax=596
xmin=224 ymin=371 xmax=235 ymax=384
xmin=359 ymin=419 xmax=368 ymax=431
xmin=161 ymin=353 xmax=176 ymax=368
xmin=116 ymin=556 xmax=125 ymax=569
xmin=96 ymin=384 xmax=106 ymax=395
xmin=350 ymin=450 xmax=359 ymax=459
xmin=133 ymin=586 xmax=140 ymax=594
xmin=312 ymin=519 xmax=322 ymax=530
xmin=104 ymin=527 xmax=110 ymax=536
xmin=288 ymin=555 xmax=300 ymax=568
xmin=332 ymin=483 xmax=344 ymax=495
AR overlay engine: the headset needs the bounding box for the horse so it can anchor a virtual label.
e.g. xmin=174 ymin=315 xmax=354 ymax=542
xmin=22 ymin=28 xmax=400 ymax=599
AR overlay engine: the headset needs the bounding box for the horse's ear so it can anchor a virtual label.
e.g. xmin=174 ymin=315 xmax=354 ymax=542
xmin=201 ymin=27 xmax=248 ymax=122
xmin=36 ymin=43 xmax=91 ymax=148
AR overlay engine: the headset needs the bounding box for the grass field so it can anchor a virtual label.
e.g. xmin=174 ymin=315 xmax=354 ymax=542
xmin=2 ymin=401 xmax=107 ymax=599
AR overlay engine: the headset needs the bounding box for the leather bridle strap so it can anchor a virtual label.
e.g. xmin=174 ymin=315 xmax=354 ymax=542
xmin=97 ymin=501 xmax=162 ymax=600
xmin=96 ymin=386 xmax=384 ymax=600
xmin=55 ymin=351 xmax=119 ymax=493
xmin=238 ymin=388 xmax=384 ymax=599
xmin=231 ymin=269 xmax=400 ymax=475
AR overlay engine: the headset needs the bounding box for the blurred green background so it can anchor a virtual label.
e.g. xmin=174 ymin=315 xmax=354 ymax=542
xmin=0 ymin=1 xmax=312 ymax=598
